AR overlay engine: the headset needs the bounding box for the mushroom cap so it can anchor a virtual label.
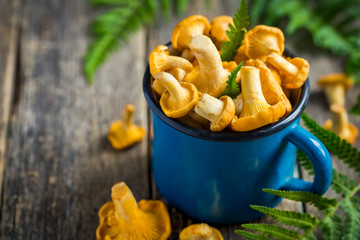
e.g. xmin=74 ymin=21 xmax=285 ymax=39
xmin=210 ymin=95 xmax=235 ymax=132
xmin=281 ymin=57 xmax=310 ymax=89
xmin=231 ymin=101 xmax=286 ymax=132
xmin=179 ymin=223 xmax=224 ymax=240
xmin=171 ymin=15 xmax=211 ymax=51
xmin=244 ymin=25 xmax=285 ymax=60
xmin=318 ymin=73 xmax=353 ymax=90
xmin=96 ymin=182 xmax=171 ymax=240
xmin=149 ymin=45 xmax=193 ymax=77
xmin=157 ymin=72 xmax=199 ymax=118
xmin=210 ymin=15 xmax=233 ymax=47
xmin=108 ymin=105 xmax=146 ymax=150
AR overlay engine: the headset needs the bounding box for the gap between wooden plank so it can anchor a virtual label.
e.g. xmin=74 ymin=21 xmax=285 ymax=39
xmin=0 ymin=0 xmax=23 ymax=229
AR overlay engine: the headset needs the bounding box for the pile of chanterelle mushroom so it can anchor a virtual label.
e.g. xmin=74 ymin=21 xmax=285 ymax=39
xmin=149 ymin=15 xmax=310 ymax=132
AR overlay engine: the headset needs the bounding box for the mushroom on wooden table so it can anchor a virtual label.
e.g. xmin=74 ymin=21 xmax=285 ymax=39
xmin=317 ymin=73 xmax=353 ymax=106
xmin=179 ymin=223 xmax=223 ymax=240
xmin=108 ymin=104 xmax=146 ymax=150
xmin=96 ymin=182 xmax=171 ymax=240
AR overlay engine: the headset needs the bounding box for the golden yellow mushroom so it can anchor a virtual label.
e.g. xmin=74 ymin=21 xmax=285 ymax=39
xmin=108 ymin=104 xmax=146 ymax=150
xmin=266 ymin=53 xmax=309 ymax=89
xmin=231 ymin=66 xmax=286 ymax=132
xmin=245 ymin=59 xmax=292 ymax=114
xmin=179 ymin=223 xmax=223 ymax=240
xmin=194 ymin=93 xmax=235 ymax=132
xmin=184 ymin=35 xmax=238 ymax=97
xmin=324 ymin=104 xmax=358 ymax=144
xmin=96 ymin=182 xmax=171 ymax=240
xmin=243 ymin=25 xmax=285 ymax=61
xmin=210 ymin=15 xmax=233 ymax=49
xmin=149 ymin=45 xmax=193 ymax=78
xmin=156 ymin=72 xmax=199 ymax=118
xmin=317 ymin=73 xmax=353 ymax=106
xmin=171 ymin=15 xmax=211 ymax=51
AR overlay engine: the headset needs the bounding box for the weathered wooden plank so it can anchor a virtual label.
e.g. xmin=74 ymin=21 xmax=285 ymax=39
xmin=146 ymin=0 xmax=302 ymax=239
xmin=1 ymin=0 xmax=149 ymax=239
xmin=0 ymin=0 xmax=22 ymax=216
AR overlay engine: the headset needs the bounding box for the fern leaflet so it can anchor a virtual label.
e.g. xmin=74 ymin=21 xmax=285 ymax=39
xmin=301 ymin=112 xmax=360 ymax=175
xmin=319 ymin=214 xmax=343 ymax=240
xmin=219 ymin=61 xmax=243 ymax=99
xmin=220 ymin=0 xmax=249 ymax=61
xmin=235 ymin=230 xmax=271 ymax=240
xmin=250 ymin=205 xmax=318 ymax=230
xmin=241 ymin=223 xmax=300 ymax=240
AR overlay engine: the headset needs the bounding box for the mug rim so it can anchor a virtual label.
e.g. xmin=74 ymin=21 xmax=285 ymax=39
xmin=143 ymin=48 xmax=309 ymax=142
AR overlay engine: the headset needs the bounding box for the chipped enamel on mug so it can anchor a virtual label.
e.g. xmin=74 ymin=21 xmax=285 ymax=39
xmin=143 ymin=48 xmax=332 ymax=224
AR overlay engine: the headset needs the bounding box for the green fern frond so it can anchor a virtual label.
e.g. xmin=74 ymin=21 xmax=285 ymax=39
xmin=302 ymin=232 xmax=317 ymax=240
xmin=297 ymin=150 xmax=314 ymax=175
xmin=250 ymin=205 xmax=318 ymax=230
xmin=301 ymin=112 xmax=360 ymax=174
xmin=332 ymin=169 xmax=356 ymax=196
xmin=319 ymin=214 xmax=343 ymax=240
xmin=219 ymin=61 xmax=243 ymax=99
xmin=220 ymin=0 xmax=249 ymax=61
xmin=175 ymin=0 xmax=189 ymax=16
xmin=91 ymin=0 xmax=130 ymax=6
xmin=242 ymin=223 xmax=300 ymax=240
xmin=340 ymin=198 xmax=360 ymax=239
xmin=263 ymin=189 xmax=337 ymax=210
xmin=235 ymin=230 xmax=271 ymax=240
xmin=85 ymin=0 xmax=155 ymax=83
xmin=84 ymin=34 xmax=120 ymax=83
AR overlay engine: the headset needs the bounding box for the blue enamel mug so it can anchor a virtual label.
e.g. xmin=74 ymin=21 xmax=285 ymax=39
xmin=143 ymin=49 xmax=332 ymax=224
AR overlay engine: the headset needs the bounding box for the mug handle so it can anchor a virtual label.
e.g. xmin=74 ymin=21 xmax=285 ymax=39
xmin=281 ymin=124 xmax=332 ymax=195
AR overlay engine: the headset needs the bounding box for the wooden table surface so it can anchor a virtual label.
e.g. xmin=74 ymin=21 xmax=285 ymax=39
xmin=1 ymin=0 xmax=359 ymax=239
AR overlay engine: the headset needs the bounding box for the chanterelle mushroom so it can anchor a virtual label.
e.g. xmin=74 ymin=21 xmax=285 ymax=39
xmin=317 ymin=73 xmax=353 ymax=106
xmin=184 ymin=35 xmax=237 ymax=97
xmin=194 ymin=93 xmax=235 ymax=132
xmin=245 ymin=59 xmax=292 ymax=114
xmin=210 ymin=15 xmax=233 ymax=49
xmin=266 ymin=52 xmax=310 ymax=89
xmin=323 ymin=104 xmax=358 ymax=144
xmin=179 ymin=223 xmax=223 ymax=240
xmin=156 ymin=72 xmax=199 ymax=118
xmin=231 ymin=66 xmax=286 ymax=132
xmin=96 ymin=182 xmax=171 ymax=240
xmin=243 ymin=25 xmax=284 ymax=61
xmin=108 ymin=104 xmax=146 ymax=150
xmin=149 ymin=45 xmax=193 ymax=78
xmin=171 ymin=15 xmax=211 ymax=51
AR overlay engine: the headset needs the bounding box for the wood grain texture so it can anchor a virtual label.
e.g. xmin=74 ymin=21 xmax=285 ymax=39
xmin=1 ymin=0 xmax=149 ymax=239
xmin=146 ymin=0 xmax=302 ymax=239
xmin=0 ymin=0 xmax=22 ymax=214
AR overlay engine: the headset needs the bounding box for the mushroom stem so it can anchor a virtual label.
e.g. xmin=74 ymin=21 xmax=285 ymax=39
xmin=111 ymin=182 xmax=139 ymax=222
xmin=267 ymin=53 xmax=298 ymax=76
xmin=240 ymin=66 xmax=270 ymax=118
xmin=156 ymin=72 xmax=188 ymax=101
xmin=122 ymin=104 xmax=135 ymax=127
xmin=165 ymin=55 xmax=194 ymax=72
xmin=330 ymin=104 xmax=350 ymax=136
xmin=191 ymin=35 xmax=224 ymax=78
xmin=194 ymin=94 xmax=224 ymax=122
xmin=181 ymin=48 xmax=195 ymax=62
xmin=323 ymin=84 xmax=345 ymax=106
